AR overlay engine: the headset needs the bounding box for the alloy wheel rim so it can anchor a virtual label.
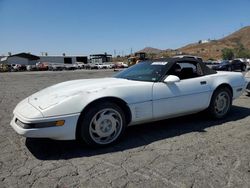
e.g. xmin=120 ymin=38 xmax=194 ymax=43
xmin=214 ymin=91 xmax=230 ymax=116
xmin=89 ymin=108 xmax=122 ymax=144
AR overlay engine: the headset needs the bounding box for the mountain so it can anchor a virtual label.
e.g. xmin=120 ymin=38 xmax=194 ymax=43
xmin=137 ymin=47 xmax=164 ymax=54
xmin=137 ymin=26 xmax=250 ymax=60
xmin=178 ymin=26 xmax=250 ymax=60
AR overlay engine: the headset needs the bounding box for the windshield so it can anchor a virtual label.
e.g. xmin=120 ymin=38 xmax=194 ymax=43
xmin=114 ymin=61 xmax=169 ymax=82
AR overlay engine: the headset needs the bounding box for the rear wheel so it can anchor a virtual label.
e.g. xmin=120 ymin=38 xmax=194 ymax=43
xmin=78 ymin=102 xmax=126 ymax=147
xmin=241 ymin=65 xmax=246 ymax=71
xmin=208 ymin=87 xmax=232 ymax=118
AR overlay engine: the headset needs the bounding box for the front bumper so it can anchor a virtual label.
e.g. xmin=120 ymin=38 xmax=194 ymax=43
xmin=10 ymin=101 xmax=80 ymax=140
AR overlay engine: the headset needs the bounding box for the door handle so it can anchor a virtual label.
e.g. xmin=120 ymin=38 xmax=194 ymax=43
xmin=200 ymin=81 xmax=207 ymax=85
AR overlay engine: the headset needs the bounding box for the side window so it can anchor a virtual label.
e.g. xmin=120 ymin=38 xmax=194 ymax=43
xmin=168 ymin=61 xmax=204 ymax=80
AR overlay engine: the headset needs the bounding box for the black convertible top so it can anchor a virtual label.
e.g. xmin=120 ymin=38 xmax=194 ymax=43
xmin=115 ymin=56 xmax=217 ymax=82
xmin=149 ymin=57 xmax=217 ymax=75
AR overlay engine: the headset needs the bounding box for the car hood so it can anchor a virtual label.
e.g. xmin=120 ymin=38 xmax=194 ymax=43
xmin=28 ymin=77 xmax=150 ymax=111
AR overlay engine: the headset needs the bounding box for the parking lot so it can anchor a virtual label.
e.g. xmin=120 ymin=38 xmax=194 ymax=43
xmin=0 ymin=70 xmax=250 ymax=188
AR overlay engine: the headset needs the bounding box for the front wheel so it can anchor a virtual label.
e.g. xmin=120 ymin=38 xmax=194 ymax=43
xmin=208 ymin=87 xmax=232 ymax=119
xmin=78 ymin=102 xmax=126 ymax=147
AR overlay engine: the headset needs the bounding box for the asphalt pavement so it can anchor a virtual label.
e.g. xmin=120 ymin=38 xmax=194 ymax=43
xmin=0 ymin=70 xmax=250 ymax=188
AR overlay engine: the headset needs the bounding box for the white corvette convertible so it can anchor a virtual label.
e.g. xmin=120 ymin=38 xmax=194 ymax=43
xmin=11 ymin=57 xmax=248 ymax=146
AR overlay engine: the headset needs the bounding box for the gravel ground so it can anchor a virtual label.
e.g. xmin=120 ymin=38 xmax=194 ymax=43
xmin=0 ymin=70 xmax=250 ymax=188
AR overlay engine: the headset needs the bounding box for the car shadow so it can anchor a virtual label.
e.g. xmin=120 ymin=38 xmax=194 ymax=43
xmin=25 ymin=105 xmax=250 ymax=160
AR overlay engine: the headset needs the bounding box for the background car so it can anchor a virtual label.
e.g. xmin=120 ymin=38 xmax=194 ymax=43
xmin=48 ymin=63 xmax=65 ymax=71
xmin=212 ymin=60 xmax=232 ymax=71
xmin=20 ymin=64 xmax=27 ymax=71
xmin=75 ymin=62 xmax=85 ymax=69
xmin=101 ymin=64 xmax=112 ymax=69
xmin=26 ymin=65 xmax=37 ymax=71
xmin=88 ymin=63 xmax=103 ymax=69
xmin=36 ymin=62 xmax=49 ymax=71
xmin=231 ymin=59 xmax=247 ymax=71
xmin=9 ymin=64 xmax=18 ymax=72
xmin=212 ymin=60 xmax=246 ymax=71
xmin=64 ymin=64 xmax=78 ymax=70
xmin=115 ymin=62 xmax=128 ymax=68
xmin=84 ymin=63 xmax=91 ymax=69
xmin=204 ymin=61 xmax=219 ymax=69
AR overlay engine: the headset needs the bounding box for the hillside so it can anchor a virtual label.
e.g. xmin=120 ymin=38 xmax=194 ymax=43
xmin=138 ymin=26 xmax=250 ymax=60
xmin=138 ymin=47 xmax=164 ymax=54
xmin=178 ymin=26 xmax=250 ymax=60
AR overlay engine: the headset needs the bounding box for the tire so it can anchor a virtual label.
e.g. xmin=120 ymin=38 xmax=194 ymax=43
xmin=78 ymin=102 xmax=126 ymax=147
xmin=227 ymin=66 xmax=232 ymax=71
xmin=241 ymin=65 xmax=246 ymax=71
xmin=208 ymin=87 xmax=232 ymax=119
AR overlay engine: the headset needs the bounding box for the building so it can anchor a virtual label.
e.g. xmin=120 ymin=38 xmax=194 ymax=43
xmin=198 ymin=39 xmax=211 ymax=44
xmin=0 ymin=53 xmax=40 ymax=65
xmin=90 ymin=53 xmax=112 ymax=64
xmin=39 ymin=56 xmax=88 ymax=64
xmin=0 ymin=53 xmax=88 ymax=65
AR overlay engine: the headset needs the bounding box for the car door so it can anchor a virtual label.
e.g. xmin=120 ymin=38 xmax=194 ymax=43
xmin=152 ymin=64 xmax=212 ymax=119
xmin=236 ymin=60 xmax=242 ymax=69
xmin=231 ymin=60 xmax=240 ymax=70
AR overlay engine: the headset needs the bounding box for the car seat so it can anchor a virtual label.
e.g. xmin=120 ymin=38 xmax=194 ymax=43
xmin=179 ymin=67 xmax=194 ymax=79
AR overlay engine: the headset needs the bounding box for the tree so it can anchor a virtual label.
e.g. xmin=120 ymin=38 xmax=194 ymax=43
xmin=147 ymin=53 xmax=157 ymax=59
xmin=234 ymin=44 xmax=250 ymax=58
xmin=236 ymin=49 xmax=250 ymax=58
xmin=160 ymin=52 xmax=170 ymax=58
xmin=221 ymin=48 xmax=234 ymax=60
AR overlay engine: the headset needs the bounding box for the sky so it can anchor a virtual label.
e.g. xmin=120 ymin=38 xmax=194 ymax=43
xmin=1 ymin=0 xmax=250 ymax=56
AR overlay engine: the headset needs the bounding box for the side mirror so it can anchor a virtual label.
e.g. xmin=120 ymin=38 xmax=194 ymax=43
xmin=164 ymin=75 xmax=180 ymax=83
